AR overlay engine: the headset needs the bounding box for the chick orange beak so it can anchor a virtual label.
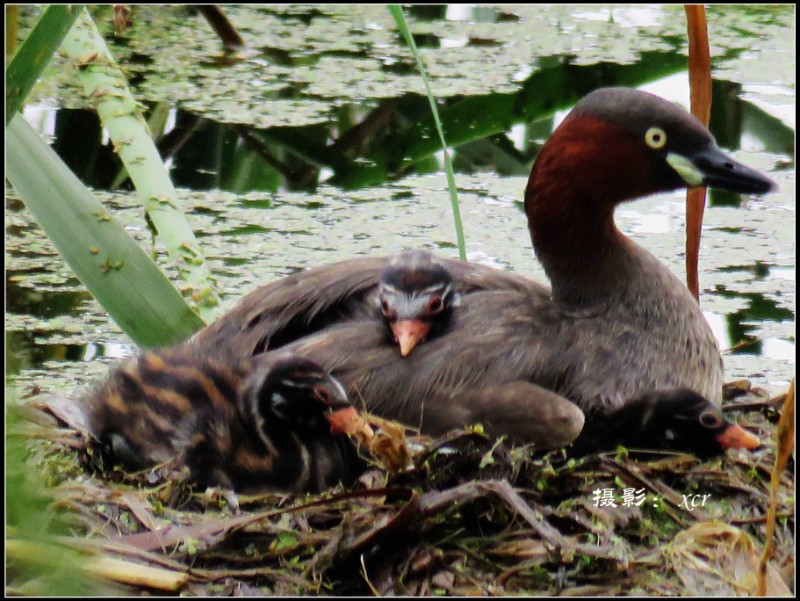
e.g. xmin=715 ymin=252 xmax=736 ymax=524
xmin=391 ymin=320 xmax=432 ymax=357
xmin=325 ymin=406 xmax=372 ymax=437
xmin=715 ymin=424 xmax=761 ymax=451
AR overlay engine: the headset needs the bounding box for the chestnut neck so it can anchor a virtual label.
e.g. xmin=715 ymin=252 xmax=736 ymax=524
xmin=524 ymin=117 xmax=662 ymax=308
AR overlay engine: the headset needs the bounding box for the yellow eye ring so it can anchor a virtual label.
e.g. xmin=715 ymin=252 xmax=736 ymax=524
xmin=645 ymin=127 xmax=667 ymax=149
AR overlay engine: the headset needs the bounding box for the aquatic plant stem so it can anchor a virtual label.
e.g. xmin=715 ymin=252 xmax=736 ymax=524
xmin=7 ymin=115 xmax=205 ymax=347
xmin=684 ymin=5 xmax=711 ymax=302
xmin=388 ymin=5 xmax=467 ymax=261
xmin=757 ymin=379 xmax=795 ymax=595
xmin=60 ymin=8 xmax=223 ymax=322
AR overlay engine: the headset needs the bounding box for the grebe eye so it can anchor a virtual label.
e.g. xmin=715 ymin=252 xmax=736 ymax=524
xmin=645 ymin=127 xmax=667 ymax=150
xmin=313 ymin=384 xmax=333 ymax=405
xmin=427 ymin=296 xmax=444 ymax=313
xmin=699 ymin=411 xmax=722 ymax=429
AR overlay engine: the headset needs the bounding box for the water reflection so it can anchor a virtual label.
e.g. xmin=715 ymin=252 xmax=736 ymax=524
xmin=22 ymin=73 xmax=792 ymax=197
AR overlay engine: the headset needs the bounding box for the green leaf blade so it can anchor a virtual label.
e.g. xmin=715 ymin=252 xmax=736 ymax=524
xmin=6 ymin=5 xmax=84 ymax=124
xmin=388 ymin=4 xmax=466 ymax=260
xmin=7 ymin=115 xmax=205 ymax=348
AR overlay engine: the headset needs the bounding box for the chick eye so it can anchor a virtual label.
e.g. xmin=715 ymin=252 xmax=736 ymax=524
xmin=699 ymin=411 xmax=722 ymax=429
xmin=427 ymin=296 xmax=444 ymax=314
xmin=380 ymin=298 xmax=393 ymax=317
xmin=313 ymin=384 xmax=332 ymax=405
xmin=645 ymin=126 xmax=667 ymax=149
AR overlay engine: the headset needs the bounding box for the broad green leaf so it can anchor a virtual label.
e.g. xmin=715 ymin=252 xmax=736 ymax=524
xmin=5 ymin=5 xmax=83 ymax=124
xmin=7 ymin=115 xmax=205 ymax=347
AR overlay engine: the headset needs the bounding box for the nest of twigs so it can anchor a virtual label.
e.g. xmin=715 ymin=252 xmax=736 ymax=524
xmin=6 ymin=382 xmax=795 ymax=596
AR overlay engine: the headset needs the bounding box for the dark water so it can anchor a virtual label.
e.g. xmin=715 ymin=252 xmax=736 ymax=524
xmin=6 ymin=5 xmax=795 ymax=398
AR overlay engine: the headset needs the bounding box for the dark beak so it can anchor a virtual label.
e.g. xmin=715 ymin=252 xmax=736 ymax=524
xmin=691 ymin=146 xmax=777 ymax=195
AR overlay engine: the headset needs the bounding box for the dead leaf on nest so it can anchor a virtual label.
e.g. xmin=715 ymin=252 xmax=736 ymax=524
xmin=430 ymin=569 xmax=455 ymax=592
xmin=723 ymin=379 xmax=771 ymax=401
xmin=666 ymin=521 xmax=792 ymax=596
xmin=490 ymin=537 xmax=549 ymax=561
xmin=359 ymin=414 xmax=411 ymax=472
xmin=724 ymin=380 xmax=758 ymax=400
xmin=24 ymin=394 xmax=89 ymax=433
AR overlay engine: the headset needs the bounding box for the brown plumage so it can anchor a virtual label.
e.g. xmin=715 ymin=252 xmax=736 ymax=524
xmin=188 ymin=88 xmax=773 ymax=454
xmin=191 ymin=249 xmax=533 ymax=362
xmin=86 ymin=349 xmax=366 ymax=493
